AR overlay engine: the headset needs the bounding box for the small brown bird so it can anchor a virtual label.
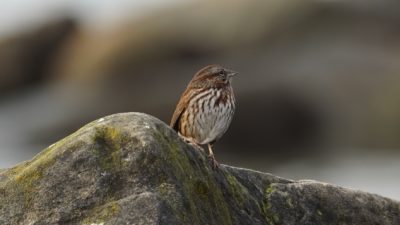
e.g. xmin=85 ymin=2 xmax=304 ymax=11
xmin=170 ymin=65 xmax=237 ymax=168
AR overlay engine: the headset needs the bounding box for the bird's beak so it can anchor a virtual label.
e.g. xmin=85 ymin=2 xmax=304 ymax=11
xmin=227 ymin=70 xmax=238 ymax=77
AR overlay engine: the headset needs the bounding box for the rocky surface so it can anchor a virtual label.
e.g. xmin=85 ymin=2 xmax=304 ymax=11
xmin=0 ymin=112 xmax=399 ymax=225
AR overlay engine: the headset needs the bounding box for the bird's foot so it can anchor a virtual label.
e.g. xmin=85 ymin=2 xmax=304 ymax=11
xmin=208 ymin=154 xmax=219 ymax=170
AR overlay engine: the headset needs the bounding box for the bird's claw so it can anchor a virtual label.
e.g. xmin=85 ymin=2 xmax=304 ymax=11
xmin=208 ymin=155 xmax=219 ymax=170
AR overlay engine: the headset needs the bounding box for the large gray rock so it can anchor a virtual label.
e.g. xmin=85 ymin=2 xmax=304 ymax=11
xmin=0 ymin=113 xmax=399 ymax=225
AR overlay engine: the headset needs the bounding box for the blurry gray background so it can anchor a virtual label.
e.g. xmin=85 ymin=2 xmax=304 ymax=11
xmin=1 ymin=0 xmax=400 ymax=200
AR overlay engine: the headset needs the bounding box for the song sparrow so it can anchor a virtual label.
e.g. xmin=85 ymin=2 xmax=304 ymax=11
xmin=170 ymin=65 xmax=237 ymax=168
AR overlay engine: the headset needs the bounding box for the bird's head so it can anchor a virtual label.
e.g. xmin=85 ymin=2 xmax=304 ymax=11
xmin=191 ymin=65 xmax=238 ymax=88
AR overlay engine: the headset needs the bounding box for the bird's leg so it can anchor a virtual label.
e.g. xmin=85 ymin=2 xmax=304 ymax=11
xmin=207 ymin=143 xmax=219 ymax=169
xmin=178 ymin=133 xmax=204 ymax=152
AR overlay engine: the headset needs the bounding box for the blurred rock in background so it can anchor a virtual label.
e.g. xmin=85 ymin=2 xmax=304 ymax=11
xmin=1 ymin=0 xmax=400 ymax=199
xmin=0 ymin=18 xmax=77 ymax=97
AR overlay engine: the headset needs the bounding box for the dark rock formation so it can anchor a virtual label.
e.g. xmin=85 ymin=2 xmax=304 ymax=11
xmin=0 ymin=113 xmax=399 ymax=225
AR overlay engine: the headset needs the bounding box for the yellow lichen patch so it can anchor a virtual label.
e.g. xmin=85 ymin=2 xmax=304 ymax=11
xmin=82 ymin=201 xmax=121 ymax=225
xmin=91 ymin=126 xmax=129 ymax=171
xmin=265 ymin=185 xmax=276 ymax=195
xmin=6 ymin=127 xmax=85 ymax=182
xmin=262 ymin=184 xmax=280 ymax=225
xmin=0 ymin=125 xmax=88 ymax=210
xmin=6 ymin=142 xmax=62 ymax=208
xmin=93 ymin=126 xmax=124 ymax=150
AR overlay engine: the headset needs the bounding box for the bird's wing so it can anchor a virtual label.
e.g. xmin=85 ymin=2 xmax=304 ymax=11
xmin=170 ymin=86 xmax=201 ymax=131
xmin=170 ymin=88 xmax=190 ymax=131
xmin=170 ymin=101 xmax=186 ymax=131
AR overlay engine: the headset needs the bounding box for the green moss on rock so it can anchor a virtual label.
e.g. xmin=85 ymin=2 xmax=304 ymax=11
xmin=1 ymin=113 xmax=399 ymax=225
xmin=92 ymin=126 xmax=128 ymax=171
xmin=151 ymin=129 xmax=233 ymax=225
xmin=193 ymin=179 xmax=209 ymax=199
xmin=262 ymin=184 xmax=281 ymax=225
xmin=225 ymin=173 xmax=247 ymax=207
xmin=2 ymin=133 xmax=84 ymax=209
xmin=82 ymin=201 xmax=121 ymax=224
